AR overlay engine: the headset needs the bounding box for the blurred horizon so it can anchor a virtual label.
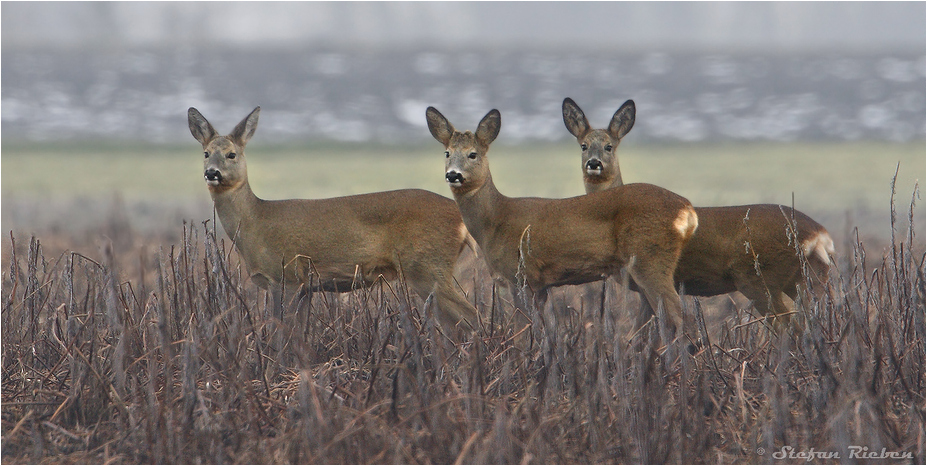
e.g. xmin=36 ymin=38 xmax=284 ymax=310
xmin=2 ymin=2 xmax=924 ymax=145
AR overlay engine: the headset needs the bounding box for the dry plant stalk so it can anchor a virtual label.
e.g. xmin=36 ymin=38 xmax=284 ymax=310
xmin=1 ymin=182 xmax=924 ymax=464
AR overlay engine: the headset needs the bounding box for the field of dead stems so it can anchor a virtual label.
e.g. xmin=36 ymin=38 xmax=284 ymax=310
xmin=2 ymin=185 xmax=924 ymax=464
xmin=2 ymin=141 xmax=925 ymax=463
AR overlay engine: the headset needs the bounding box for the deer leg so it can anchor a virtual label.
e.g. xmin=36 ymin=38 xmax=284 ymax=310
xmin=249 ymin=273 xmax=283 ymax=318
xmin=636 ymin=294 xmax=656 ymax=334
xmin=433 ymin=279 xmax=479 ymax=333
xmin=406 ymin=263 xmax=478 ymax=338
xmin=788 ymin=262 xmax=831 ymax=328
xmin=537 ymin=288 xmax=562 ymax=328
xmin=737 ymin=276 xmax=795 ymax=332
xmin=633 ymin=280 xmax=657 ymax=333
xmin=579 ymin=280 xmax=605 ymax=318
xmin=272 ymin=286 xmax=284 ymax=319
xmin=628 ymin=265 xmax=683 ymax=337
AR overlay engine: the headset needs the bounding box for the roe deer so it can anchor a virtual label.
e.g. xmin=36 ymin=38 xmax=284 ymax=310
xmin=426 ymin=106 xmax=699 ymax=336
xmin=562 ymin=97 xmax=834 ymax=329
xmin=188 ymin=106 xmax=480 ymax=336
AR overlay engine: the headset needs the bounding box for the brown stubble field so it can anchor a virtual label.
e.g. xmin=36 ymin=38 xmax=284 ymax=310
xmin=2 ymin=141 xmax=924 ymax=463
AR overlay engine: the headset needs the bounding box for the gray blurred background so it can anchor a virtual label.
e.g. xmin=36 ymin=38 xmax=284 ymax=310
xmin=2 ymin=1 xmax=925 ymax=144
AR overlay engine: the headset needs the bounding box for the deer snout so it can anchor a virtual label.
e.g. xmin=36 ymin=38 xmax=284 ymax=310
xmin=204 ymin=168 xmax=223 ymax=185
xmin=585 ymin=158 xmax=604 ymax=174
xmin=446 ymin=170 xmax=465 ymax=186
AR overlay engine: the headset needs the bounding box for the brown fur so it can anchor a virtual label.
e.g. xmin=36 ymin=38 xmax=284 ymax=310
xmin=562 ymin=98 xmax=834 ymax=328
xmin=427 ymin=106 xmax=698 ymax=335
xmin=188 ymin=107 xmax=479 ymax=336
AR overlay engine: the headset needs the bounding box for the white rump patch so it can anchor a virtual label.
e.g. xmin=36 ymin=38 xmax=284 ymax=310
xmin=802 ymin=232 xmax=836 ymax=263
xmin=674 ymin=207 xmax=699 ymax=238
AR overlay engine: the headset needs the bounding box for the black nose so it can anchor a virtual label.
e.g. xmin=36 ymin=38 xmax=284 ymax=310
xmin=205 ymin=168 xmax=222 ymax=182
xmin=585 ymin=159 xmax=603 ymax=171
xmin=446 ymin=171 xmax=465 ymax=184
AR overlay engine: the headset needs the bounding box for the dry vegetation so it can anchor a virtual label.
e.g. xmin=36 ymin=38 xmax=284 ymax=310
xmin=2 ymin=182 xmax=924 ymax=464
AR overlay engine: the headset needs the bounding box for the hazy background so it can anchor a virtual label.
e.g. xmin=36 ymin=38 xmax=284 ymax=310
xmin=3 ymin=2 xmax=924 ymax=50
xmin=2 ymin=2 xmax=925 ymax=144
xmin=1 ymin=2 xmax=925 ymax=247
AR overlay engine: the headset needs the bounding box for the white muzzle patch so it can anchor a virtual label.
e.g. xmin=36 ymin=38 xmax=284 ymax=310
xmin=446 ymin=170 xmax=465 ymax=187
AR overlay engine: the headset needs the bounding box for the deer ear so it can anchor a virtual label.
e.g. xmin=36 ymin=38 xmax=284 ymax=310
xmin=426 ymin=107 xmax=454 ymax=146
xmin=476 ymin=109 xmax=501 ymax=147
xmin=188 ymin=107 xmax=218 ymax=147
xmin=231 ymin=106 xmax=261 ymax=147
xmin=562 ymin=98 xmax=590 ymax=139
xmin=607 ymin=100 xmax=635 ymax=140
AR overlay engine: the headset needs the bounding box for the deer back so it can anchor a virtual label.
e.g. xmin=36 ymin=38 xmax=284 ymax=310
xmin=427 ymin=106 xmax=697 ymax=293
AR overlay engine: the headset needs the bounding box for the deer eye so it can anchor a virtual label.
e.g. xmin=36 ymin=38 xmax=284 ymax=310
xmin=468 ymin=152 xmax=478 ymax=160
xmin=605 ymin=144 xmax=613 ymax=152
xmin=445 ymin=151 xmax=450 ymax=158
xmin=204 ymin=151 xmax=209 ymax=159
xmin=581 ymin=143 xmax=588 ymax=151
xmin=227 ymin=152 xmax=236 ymax=159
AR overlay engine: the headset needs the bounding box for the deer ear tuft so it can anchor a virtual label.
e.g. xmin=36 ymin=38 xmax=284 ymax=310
xmin=188 ymin=107 xmax=218 ymax=146
xmin=562 ymin=98 xmax=590 ymax=139
xmin=608 ymin=100 xmax=635 ymax=140
xmin=231 ymin=106 xmax=261 ymax=146
xmin=476 ymin=109 xmax=500 ymax=147
xmin=426 ymin=107 xmax=455 ymax=146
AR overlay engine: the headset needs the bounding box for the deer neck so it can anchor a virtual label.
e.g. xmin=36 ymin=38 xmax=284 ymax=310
xmin=584 ymin=170 xmax=623 ymax=194
xmin=209 ymin=179 xmax=261 ymax=242
xmin=611 ymin=170 xmax=624 ymax=188
xmin=452 ymin=173 xmax=508 ymax=248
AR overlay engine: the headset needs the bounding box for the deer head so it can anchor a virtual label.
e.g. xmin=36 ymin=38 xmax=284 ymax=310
xmin=562 ymin=98 xmax=634 ymax=191
xmin=426 ymin=107 xmax=500 ymax=198
xmin=188 ymin=106 xmax=260 ymax=195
